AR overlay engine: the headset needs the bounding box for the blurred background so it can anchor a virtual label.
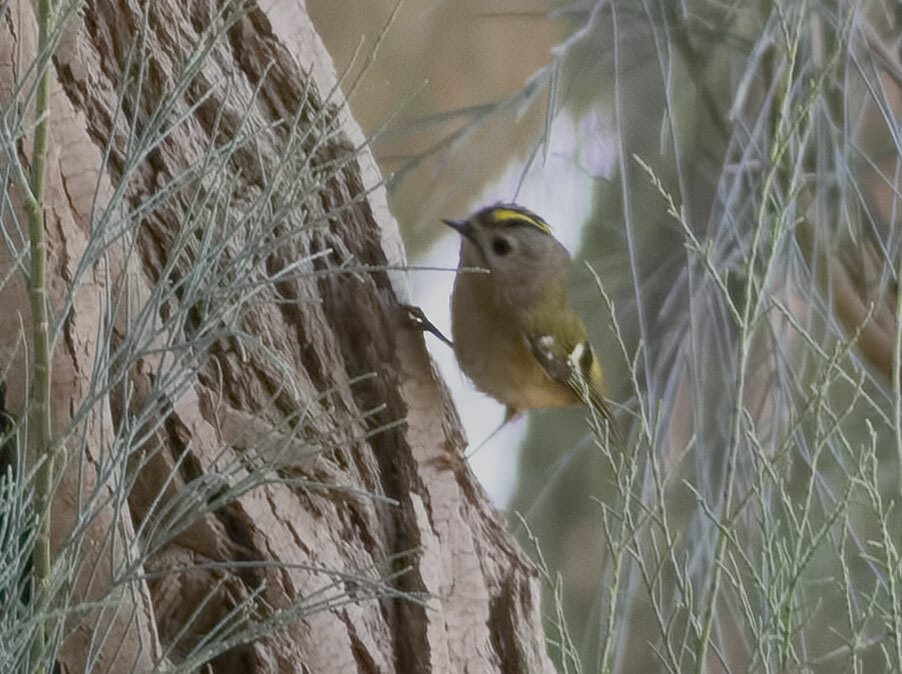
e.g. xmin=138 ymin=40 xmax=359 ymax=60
xmin=309 ymin=2 xmax=902 ymax=672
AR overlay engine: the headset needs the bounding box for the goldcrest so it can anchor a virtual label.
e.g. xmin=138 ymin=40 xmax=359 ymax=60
xmin=444 ymin=204 xmax=617 ymax=435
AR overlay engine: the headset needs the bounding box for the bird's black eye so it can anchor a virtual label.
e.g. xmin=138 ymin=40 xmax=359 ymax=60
xmin=491 ymin=237 xmax=512 ymax=256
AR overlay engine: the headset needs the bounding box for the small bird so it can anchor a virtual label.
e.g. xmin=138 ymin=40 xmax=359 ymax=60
xmin=444 ymin=203 xmax=617 ymax=437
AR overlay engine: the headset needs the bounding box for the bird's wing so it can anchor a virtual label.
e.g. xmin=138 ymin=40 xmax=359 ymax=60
xmin=526 ymin=334 xmax=620 ymax=442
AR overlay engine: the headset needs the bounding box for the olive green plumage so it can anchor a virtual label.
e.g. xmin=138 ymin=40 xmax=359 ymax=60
xmin=445 ymin=204 xmax=617 ymax=437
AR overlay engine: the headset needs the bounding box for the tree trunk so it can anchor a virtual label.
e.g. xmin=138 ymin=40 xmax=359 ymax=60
xmin=0 ymin=1 xmax=553 ymax=672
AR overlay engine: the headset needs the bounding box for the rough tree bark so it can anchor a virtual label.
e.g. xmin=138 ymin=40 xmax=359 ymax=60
xmin=0 ymin=1 xmax=554 ymax=672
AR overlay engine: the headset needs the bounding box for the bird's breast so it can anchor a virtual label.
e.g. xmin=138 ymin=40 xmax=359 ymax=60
xmin=450 ymin=278 xmax=577 ymax=411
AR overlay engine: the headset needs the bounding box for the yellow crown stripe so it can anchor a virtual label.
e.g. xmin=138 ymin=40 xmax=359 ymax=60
xmin=490 ymin=207 xmax=552 ymax=234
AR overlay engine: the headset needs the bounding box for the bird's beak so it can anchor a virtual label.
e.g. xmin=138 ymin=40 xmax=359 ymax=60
xmin=444 ymin=217 xmax=489 ymax=267
xmin=442 ymin=218 xmax=477 ymax=245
